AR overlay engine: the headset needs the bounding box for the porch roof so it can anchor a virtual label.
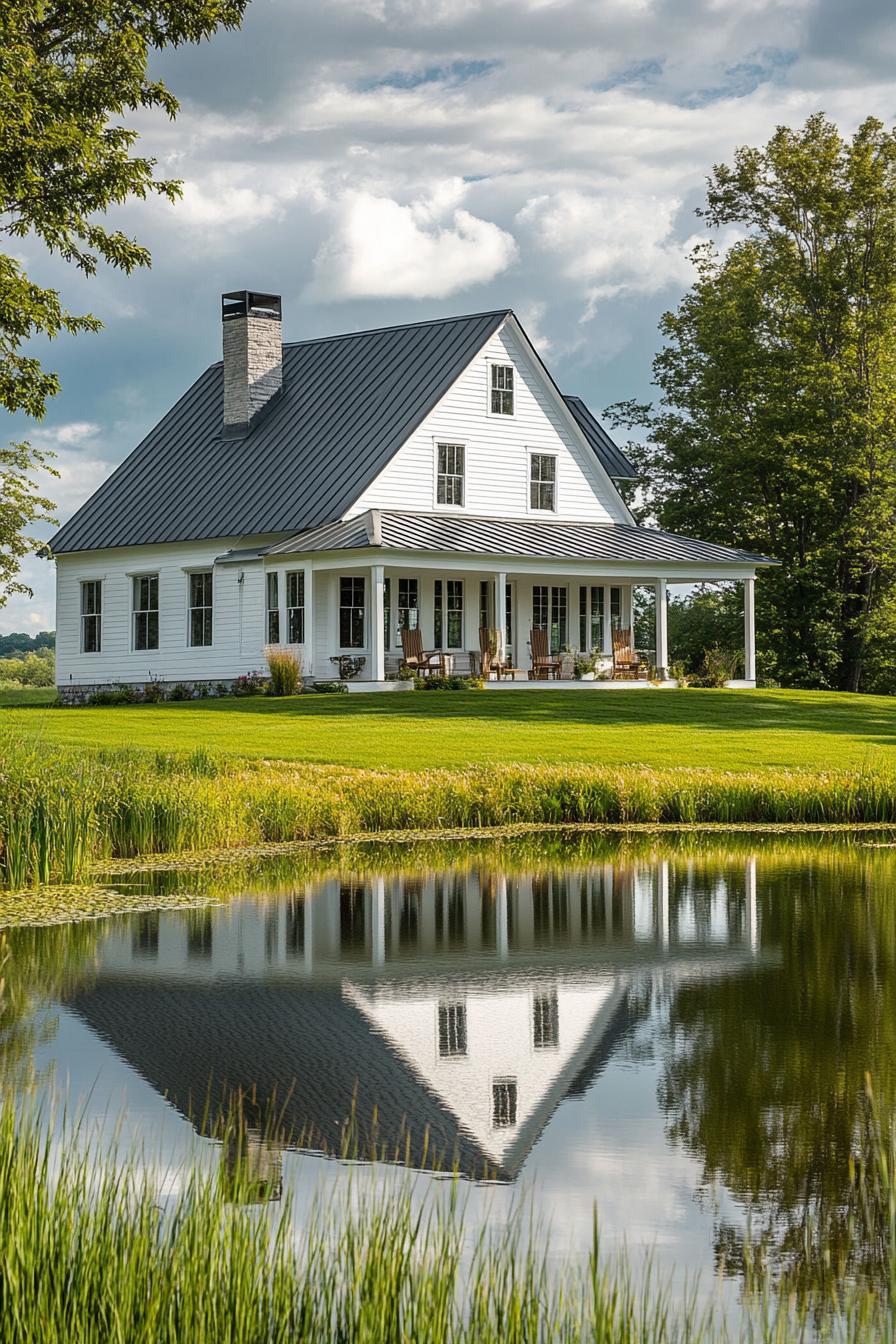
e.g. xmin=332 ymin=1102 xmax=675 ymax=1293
xmin=252 ymin=509 xmax=777 ymax=569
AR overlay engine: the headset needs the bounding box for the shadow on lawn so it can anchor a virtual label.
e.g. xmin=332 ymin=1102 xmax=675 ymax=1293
xmin=182 ymin=689 xmax=896 ymax=746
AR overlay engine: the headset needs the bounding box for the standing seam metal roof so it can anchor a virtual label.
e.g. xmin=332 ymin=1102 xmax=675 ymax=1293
xmin=50 ymin=310 xmax=510 ymax=554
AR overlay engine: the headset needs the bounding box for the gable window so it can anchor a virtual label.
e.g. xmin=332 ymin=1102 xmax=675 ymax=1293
xmin=286 ymin=571 xmax=304 ymax=643
xmin=533 ymin=990 xmax=559 ymax=1050
xmin=80 ymin=580 xmax=102 ymax=653
xmin=436 ymin=442 xmax=465 ymax=506
xmin=340 ymin=576 xmax=365 ymax=648
xmin=530 ymin=453 xmax=556 ymax=511
xmin=397 ymin=578 xmax=419 ymax=644
xmin=434 ymin=579 xmax=464 ymax=649
xmin=189 ymin=572 xmax=213 ymax=647
xmin=266 ymin=573 xmax=280 ymax=644
xmin=492 ymin=1078 xmax=518 ymax=1128
xmin=490 ymin=363 xmax=514 ymax=415
xmin=438 ymin=1000 xmax=468 ymax=1057
xmin=133 ymin=575 xmax=159 ymax=651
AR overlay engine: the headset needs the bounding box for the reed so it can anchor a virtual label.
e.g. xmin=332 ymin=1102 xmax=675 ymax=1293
xmin=0 ymin=1094 xmax=891 ymax=1344
xmin=5 ymin=730 xmax=896 ymax=890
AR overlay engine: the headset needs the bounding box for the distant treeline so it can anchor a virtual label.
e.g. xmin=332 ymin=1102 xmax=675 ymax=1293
xmin=0 ymin=631 xmax=55 ymax=659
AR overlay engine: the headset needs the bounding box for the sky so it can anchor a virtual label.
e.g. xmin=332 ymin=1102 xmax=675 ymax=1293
xmin=4 ymin=0 xmax=896 ymax=633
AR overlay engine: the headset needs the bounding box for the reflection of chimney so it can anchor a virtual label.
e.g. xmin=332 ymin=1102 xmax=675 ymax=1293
xmin=221 ymin=290 xmax=283 ymax=437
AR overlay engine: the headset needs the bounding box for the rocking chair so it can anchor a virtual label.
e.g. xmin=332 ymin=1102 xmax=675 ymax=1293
xmin=612 ymin=627 xmax=648 ymax=680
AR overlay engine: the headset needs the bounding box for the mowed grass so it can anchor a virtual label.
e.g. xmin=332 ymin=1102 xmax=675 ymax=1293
xmin=2 ymin=686 xmax=895 ymax=771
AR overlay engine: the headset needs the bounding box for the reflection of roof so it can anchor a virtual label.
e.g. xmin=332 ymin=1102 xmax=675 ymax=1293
xmin=69 ymin=977 xmax=640 ymax=1182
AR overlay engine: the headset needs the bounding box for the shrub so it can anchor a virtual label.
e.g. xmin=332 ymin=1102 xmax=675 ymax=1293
xmin=169 ymin=683 xmax=194 ymax=702
xmin=87 ymin=685 xmax=142 ymax=706
xmin=233 ymin=671 xmax=267 ymax=696
xmin=414 ymin=675 xmax=484 ymax=691
xmin=265 ymin=646 xmax=302 ymax=697
xmin=311 ymin=681 xmax=348 ymax=694
xmin=0 ymin=649 xmax=55 ymax=687
xmin=142 ymin=677 xmax=167 ymax=704
xmin=690 ymin=645 xmax=743 ymax=688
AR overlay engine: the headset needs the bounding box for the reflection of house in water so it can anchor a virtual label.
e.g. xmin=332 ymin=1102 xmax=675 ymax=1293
xmin=70 ymin=860 xmax=766 ymax=1184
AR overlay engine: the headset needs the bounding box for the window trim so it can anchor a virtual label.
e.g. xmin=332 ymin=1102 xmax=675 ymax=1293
xmin=486 ymin=359 xmax=515 ymax=417
xmin=527 ymin=448 xmax=558 ymax=514
xmin=432 ymin=438 xmax=466 ymax=510
xmin=266 ymin=571 xmax=281 ymax=646
xmin=434 ymin=577 xmax=464 ymax=651
xmin=80 ymin=579 xmax=102 ymax=655
xmin=338 ymin=575 xmax=366 ymax=652
xmin=131 ymin=572 xmax=159 ymax=652
xmin=286 ymin=569 xmax=305 ymax=645
xmin=187 ymin=570 xmax=213 ymax=649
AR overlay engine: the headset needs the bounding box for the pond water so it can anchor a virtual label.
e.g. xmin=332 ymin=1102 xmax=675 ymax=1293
xmin=3 ymin=834 xmax=894 ymax=1305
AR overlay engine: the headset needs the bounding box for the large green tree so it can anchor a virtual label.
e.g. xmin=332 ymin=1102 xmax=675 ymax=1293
xmin=0 ymin=0 xmax=248 ymax=605
xmin=611 ymin=115 xmax=896 ymax=692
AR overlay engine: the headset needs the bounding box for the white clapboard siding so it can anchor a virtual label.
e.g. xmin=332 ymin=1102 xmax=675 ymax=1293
xmin=55 ymin=537 xmax=278 ymax=687
xmin=349 ymin=321 xmax=628 ymax=524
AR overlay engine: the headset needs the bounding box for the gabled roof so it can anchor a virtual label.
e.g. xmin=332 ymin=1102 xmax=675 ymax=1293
xmin=563 ymin=396 xmax=638 ymax=480
xmin=50 ymin=310 xmax=509 ymax=554
xmin=253 ymin=509 xmax=777 ymax=568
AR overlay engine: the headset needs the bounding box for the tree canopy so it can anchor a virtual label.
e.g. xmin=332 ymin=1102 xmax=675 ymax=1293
xmin=0 ymin=0 xmax=247 ymax=605
xmin=611 ymin=115 xmax=896 ymax=692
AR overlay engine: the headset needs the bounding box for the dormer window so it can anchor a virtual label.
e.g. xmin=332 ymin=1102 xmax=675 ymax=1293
xmin=436 ymin=441 xmax=464 ymax=506
xmin=490 ymin=362 xmax=514 ymax=415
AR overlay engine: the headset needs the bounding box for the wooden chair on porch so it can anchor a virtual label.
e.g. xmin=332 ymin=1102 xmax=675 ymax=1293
xmin=612 ymin=627 xmax=648 ymax=680
xmin=528 ymin=627 xmax=563 ymax=680
xmin=400 ymin=627 xmax=446 ymax=678
xmin=479 ymin=626 xmax=502 ymax=679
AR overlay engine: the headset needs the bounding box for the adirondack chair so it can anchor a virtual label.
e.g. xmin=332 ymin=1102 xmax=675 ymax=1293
xmin=479 ymin=626 xmax=502 ymax=679
xmin=612 ymin=627 xmax=648 ymax=680
xmin=400 ymin=627 xmax=446 ymax=678
xmin=528 ymin=627 xmax=563 ymax=680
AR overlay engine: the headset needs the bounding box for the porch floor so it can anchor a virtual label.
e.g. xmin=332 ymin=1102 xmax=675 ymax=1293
xmin=345 ymin=678 xmax=682 ymax=692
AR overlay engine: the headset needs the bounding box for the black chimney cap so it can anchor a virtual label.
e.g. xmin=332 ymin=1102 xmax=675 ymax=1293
xmin=222 ymin=291 xmax=282 ymax=321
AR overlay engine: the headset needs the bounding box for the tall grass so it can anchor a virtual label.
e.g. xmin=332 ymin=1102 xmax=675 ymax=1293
xmin=0 ymin=1093 xmax=892 ymax=1343
xmin=5 ymin=731 xmax=896 ymax=889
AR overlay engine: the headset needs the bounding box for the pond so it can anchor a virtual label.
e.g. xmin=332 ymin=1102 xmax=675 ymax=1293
xmin=3 ymin=832 xmax=894 ymax=1307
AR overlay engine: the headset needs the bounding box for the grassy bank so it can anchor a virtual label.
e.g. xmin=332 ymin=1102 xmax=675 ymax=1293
xmin=3 ymin=686 xmax=896 ymax=771
xmin=6 ymin=736 xmax=896 ymax=890
xmin=0 ymin=1098 xmax=891 ymax=1344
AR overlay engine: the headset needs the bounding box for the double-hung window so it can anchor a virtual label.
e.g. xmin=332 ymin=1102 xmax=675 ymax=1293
xmin=492 ymin=1078 xmax=518 ymax=1128
xmin=436 ymin=442 xmax=464 ymax=506
xmin=286 ymin=571 xmax=304 ymax=643
xmin=266 ymin=573 xmax=280 ymax=644
xmin=610 ymin=586 xmax=622 ymax=629
xmin=533 ymin=991 xmax=559 ymax=1049
xmin=133 ymin=575 xmax=159 ymax=651
xmin=80 ymin=580 xmax=102 ymax=653
xmin=530 ymin=453 xmax=556 ymax=511
xmin=578 ymin=585 xmax=605 ymax=651
xmin=438 ymin=1001 xmax=468 ymax=1058
xmin=434 ymin=579 xmax=464 ymax=649
xmin=533 ymin=585 xmax=567 ymax=654
xmin=189 ymin=572 xmax=213 ymax=647
xmin=339 ymin=576 xmax=365 ymax=648
xmin=490 ymin=363 xmax=514 ymax=415
xmin=397 ymin=578 xmax=419 ymax=643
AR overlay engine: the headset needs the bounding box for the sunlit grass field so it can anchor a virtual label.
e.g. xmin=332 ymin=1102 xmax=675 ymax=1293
xmin=1 ymin=686 xmax=895 ymax=772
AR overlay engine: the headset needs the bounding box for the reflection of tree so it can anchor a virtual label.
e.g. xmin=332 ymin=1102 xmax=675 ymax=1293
xmin=659 ymin=851 xmax=896 ymax=1291
xmin=0 ymin=923 xmax=101 ymax=1089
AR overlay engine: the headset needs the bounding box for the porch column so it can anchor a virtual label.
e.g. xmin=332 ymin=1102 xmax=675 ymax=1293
xmin=655 ymin=578 xmax=669 ymax=678
xmin=370 ymin=564 xmax=385 ymax=682
xmin=493 ymin=571 xmax=507 ymax=659
xmin=602 ymin=585 xmax=612 ymax=653
xmin=744 ymin=576 xmax=756 ymax=684
xmin=303 ymin=565 xmax=314 ymax=678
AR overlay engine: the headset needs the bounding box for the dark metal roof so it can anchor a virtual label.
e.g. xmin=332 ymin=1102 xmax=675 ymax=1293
xmin=562 ymin=396 xmax=638 ymax=480
xmin=261 ymin=509 xmax=777 ymax=568
xmin=51 ymin=310 xmax=509 ymax=554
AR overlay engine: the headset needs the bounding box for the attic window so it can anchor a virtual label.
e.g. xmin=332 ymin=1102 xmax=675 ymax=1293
xmin=490 ymin=363 xmax=514 ymax=415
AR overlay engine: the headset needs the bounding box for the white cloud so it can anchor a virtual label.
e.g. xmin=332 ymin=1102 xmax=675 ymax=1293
xmin=307 ymin=182 xmax=518 ymax=299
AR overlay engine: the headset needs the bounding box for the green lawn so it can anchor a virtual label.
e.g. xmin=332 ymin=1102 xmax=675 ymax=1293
xmin=2 ymin=686 xmax=895 ymax=772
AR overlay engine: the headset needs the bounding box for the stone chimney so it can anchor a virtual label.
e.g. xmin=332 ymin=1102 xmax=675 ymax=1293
xmin=221 ymin=291 xmax=283 ymax=436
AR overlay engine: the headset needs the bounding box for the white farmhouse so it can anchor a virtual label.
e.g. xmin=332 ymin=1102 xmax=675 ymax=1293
xmin=51 ymin=292 xmax=774 ymax=696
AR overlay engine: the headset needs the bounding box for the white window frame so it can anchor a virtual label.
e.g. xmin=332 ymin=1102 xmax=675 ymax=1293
xmin=433 ymin=439 xmax=466 ymax=509
xmin=527 ymin=449 xmax=557 ymax=513
xmin=434 ymin=577 xmax=465 ymax=651
xmin=486 ymin=360 xmax=515 ymax=417
xmin=266 ymin=571 xmax=281 ymax=645
xmin=338 ymin=575 xmax=366 ymax=652
xmin=187 ymin=570 xmax=213 ymax=649
xmin=80 ymin=579 xmax=102 ymax=654
xmin=131 ymin=572 xmax=159 ymax=652
xmin=286 ymin=570 xmax=304 ymax=644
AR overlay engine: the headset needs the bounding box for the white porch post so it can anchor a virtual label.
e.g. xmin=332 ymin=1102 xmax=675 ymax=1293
xmin=370 ymin=564 xmax=385 ymax=682
xmin=744 ymin=576 xmax=756 ymax=684
xmin=303 ymin=565 xmax=314 ymax=678
xmin=602 ymin=584 xmax=612 ymax=654
xmin=493 ymin=571 xmax=507 ymax=658
xmin=655 ymin=578 xmax=669 ymax=678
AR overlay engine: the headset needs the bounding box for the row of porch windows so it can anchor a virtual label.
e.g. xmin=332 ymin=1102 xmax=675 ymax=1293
xmin=80 ymin=574 xmax=623 ymax=656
